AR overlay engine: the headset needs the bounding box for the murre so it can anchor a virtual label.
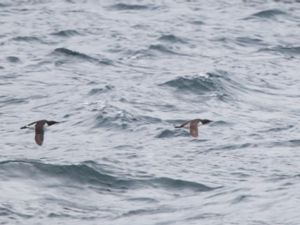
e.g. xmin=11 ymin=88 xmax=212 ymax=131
xmin=175 ymin=119 xmax=211 ymax=137
xmin=20 ymin=120 xmax=60 ymax=146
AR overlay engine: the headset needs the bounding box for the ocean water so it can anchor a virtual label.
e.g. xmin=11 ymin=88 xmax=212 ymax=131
xmin=1 ymin=0 xmax=300 ymax=224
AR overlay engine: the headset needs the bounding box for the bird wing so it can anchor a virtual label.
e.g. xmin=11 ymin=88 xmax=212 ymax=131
xmin=35 ymin=122 xmax=45 ymax=146
xmin=175 ymin=120 xmax=190 ymax=128
xmin=189 ymin=120 xmax=199 ymax=137
xmin=20 ymin=121 xmax=38 ymax=129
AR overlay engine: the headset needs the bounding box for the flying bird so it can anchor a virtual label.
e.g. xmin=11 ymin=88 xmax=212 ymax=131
xmin=20 ymin=120 xmax=60 ymax=146
xmin=175 ymin=119 xmax=211 ymax=137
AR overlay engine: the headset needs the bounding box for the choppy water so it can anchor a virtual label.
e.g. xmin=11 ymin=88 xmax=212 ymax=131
xmin=1 ymin=0 xmax=300 ymax=224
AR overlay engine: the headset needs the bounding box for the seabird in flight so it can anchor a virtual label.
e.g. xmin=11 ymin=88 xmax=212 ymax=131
xmin=175 ymin=119 xmax=211 ymax=137
xmin=20 ymin=120 xmax=60 ymax=146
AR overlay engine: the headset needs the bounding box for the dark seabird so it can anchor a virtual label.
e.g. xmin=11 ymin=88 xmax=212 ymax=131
xmin=175 ymin=119 xmax=212 ymax=137
xmin=20 ymin=120 xmax=59 ymax=146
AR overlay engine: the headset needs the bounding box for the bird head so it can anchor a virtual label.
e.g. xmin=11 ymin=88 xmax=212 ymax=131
xmin=200 ymin=119 xmax=212 ymax=125
xmin=46 ymin=121 xmax=60 ymax=126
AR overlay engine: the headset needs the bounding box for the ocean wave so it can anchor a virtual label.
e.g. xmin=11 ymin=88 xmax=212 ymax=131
xmin=0 ymin=3 xmax=9 ymax=7
xmin=0 ymin=97 xmax=27 ymax=107
xmin=149 ymin=44 xmax=188 ymax=56
xmin=139 ymin=177 xmax=215 ymax=192
xmin=0 ymin=206 xmax=32 ymax=219
xmin=246 ymin=9 xmax=287 ymax=19
xmin=52 ymin=48 xmax=98 ymax=61
xmin=121 ymin=207 xmax=173 ymax=217
xmin=109 ymin=3 xmax=157 ymax=11
xmin=52 ymin=48 xmax=113 ymax=65
xmin=51 ymin=29 xmax=80 ymax=37
xmin=268 ymin=139 xmax=300 ymax=148
xmin=94 ymin=105 xmax=138 ymax=130
xmin=93 ymin=103 xmax=162 ymax=130
xmin=126 ymin=42 xmax=189 ymax=59
xmin=88 ymin=85 xmax=114 ymax=96
xmin=6 ymin=56 xmax=21 ymax=63
xmin=161 ymin=75 xmax=218 ymax=93
xmin=155 ymin=129 xmax=190 ymax=138
xmin=0 ymin=160 xmax=215 ymax=192
xmin=260 ymin=125 xmax=294 ymax=133
xmin=12 ymin=36 xmax=44 ymax=43
xmin=160 ymin=71 xmax=239 ymax=100
xmin=156 ymin=129 xmax=177 ymax=138
xmin=259 ymin=45 xmax=300 ymax=55
xmin=0 ymin=160 xmax=129 ymax=189
xmin=158 ymin=34 xmax=187 ymax=44
xmin=235 ymin=36 xmax=265 ymax=47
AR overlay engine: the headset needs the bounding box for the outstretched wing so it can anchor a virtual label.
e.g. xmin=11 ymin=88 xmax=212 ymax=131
xmin=20 ymin=121 xmax=38 ymax=129
xmin=189 ymin=120 xmax=199 ymax=137
xmin=35 ymin=122 xmax=45 ymax=146
xmin=175 ymin=120 xmax=190 ymax=128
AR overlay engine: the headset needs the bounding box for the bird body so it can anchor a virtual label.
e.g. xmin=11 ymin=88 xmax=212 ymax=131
xmin=175 ymin=119 xmax=211 ymax=137
xmin=21 ymin=120 xmax=59 ymax=145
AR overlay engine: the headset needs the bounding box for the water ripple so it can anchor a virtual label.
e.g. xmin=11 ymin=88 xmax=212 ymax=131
xmin=12 ymin=36 xmax=44 ymax=43
xmin=247 ymin=9 xmax=287 ymax=19
xmin=109 ymin=3 xmax=158 ymax=11
xmin=260 ymin=45 xmax=300 ymax=55
xmin=6 ymin=56 xmax=21 ymax=63
xmin=158 ymin=34 xmax=187 ymax=44
xmin=52 ymin=48 xmax=113 ymax=65
xmin=51 ymin=30 xmax=81 ymax=37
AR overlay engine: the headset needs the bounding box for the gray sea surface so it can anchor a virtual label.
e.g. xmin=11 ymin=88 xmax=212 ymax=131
xmin=1 ymin=0 xmax=300 ymax=224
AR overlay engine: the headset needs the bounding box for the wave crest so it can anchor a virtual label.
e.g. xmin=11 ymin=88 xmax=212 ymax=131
xmin=0 ymin=160 xmax=216 ymax=192
xmin=52 ymin=48 xmax=113 ymax=65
